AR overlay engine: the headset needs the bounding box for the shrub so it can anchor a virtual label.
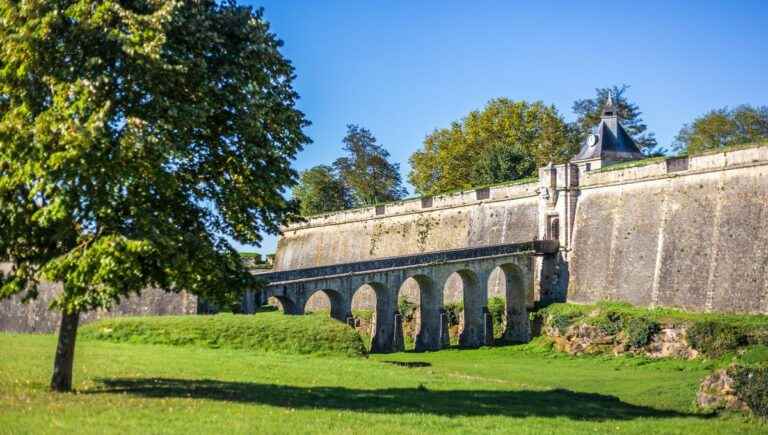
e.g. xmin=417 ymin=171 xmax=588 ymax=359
xmin=730 ymin=365 xmax=768 ymax=418
xmin=444 ymin=302 xmax=463 ymax=327
xmin=625 ymin=317 xmax=661 ymax=348
xmin=80 ymin=312 xmax=367 ymax=358
xmin=592 ymin=311 xmax=625 ymax=336
xmin=687 ymin=321 xmax=746 ymax=357
xmin=398 ymin=297 xmax=418 ymax=320
xmin=487 ymin=297 xmax=506 ymax=336
xmin=547 ymin=313 xmax=576 ymax=334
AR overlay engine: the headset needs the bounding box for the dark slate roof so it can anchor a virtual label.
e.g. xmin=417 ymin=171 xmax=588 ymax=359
xmin=572 ymin=114 xmax=644 ymax=162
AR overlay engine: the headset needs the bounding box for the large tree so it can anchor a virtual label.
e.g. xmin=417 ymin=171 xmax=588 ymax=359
xmin=408 ymin=99 xmax=577 ymax=196
xmin=333 ymin=124 xmax=407 ymax=206
xmin=0 ymin=1 xmax=309 ymax=391
xmin=572 ymin=84 xmax=659 ymax=152
xmin=293 ymin=165 xmax=351 ymax=216
xmin=675 ymin=105 xmax=768 ymax=154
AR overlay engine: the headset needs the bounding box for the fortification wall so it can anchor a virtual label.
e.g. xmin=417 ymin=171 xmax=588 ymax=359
xmin=568 ymin=146 xmax=768 ymax=314
xmin=276 ymin=181 xmax=541 ymax=311
xmin=0 ymin=282 xmax=197 ymax=333
xmin=275 ymin=181 xmax=540 ymax=270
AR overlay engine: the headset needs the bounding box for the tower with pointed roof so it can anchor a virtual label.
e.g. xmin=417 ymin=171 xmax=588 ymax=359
xmin=571 ymin=94 xmax=644 ymax=170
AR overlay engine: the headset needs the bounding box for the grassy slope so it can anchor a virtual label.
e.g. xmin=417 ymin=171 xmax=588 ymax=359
xmin=1 ymin=334 xmax=765 ymax=435
xmin=80 ymin=312 xmax=367 ymax=358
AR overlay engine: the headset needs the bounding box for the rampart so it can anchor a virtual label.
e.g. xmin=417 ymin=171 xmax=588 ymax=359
xmin=0 ymin=282 xmax=197 ymax=333
xmin=277 ymin=144 xmax=768 ymax=315
xmin=274 ymin=181 xmax=540 ymax=270
xmin=568 ymin=146 xmax=768 ymax=314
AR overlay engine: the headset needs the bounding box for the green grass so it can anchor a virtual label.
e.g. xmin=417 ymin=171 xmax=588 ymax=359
xmin=1 ymin=331 xmax=766 ymax=434
xmin=596 ymin=156 xmax=666 ymax=173
xmin=79 ymin=312 xmax=367 ymax=358
xmin=537 ymin=301 xmax=768 ymax=329
xmin=535 ymin=301 xmax=768 ymax=359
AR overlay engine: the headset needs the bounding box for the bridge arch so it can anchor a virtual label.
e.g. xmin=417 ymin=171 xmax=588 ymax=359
xmin=304 ymin=288 xmax=349 ymax=323
xmin=492 ymin=262 xmax=530 ymax=342
xmin=400 ymin=274 xmax=442 ymax=352
xmin=269 ymin=295 xmax=302 ymax=315
xmin=351 ymin=282 xmax=402 ymax=353
xmin=446 ymin=269 xmax=487 ymax=348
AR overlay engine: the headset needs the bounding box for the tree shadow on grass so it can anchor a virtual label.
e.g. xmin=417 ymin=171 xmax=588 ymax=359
xmin=90 ymin=377 xmax=708 ymax=421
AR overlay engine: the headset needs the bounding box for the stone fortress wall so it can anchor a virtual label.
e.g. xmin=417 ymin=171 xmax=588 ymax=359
xmin=0 ymin=282 xmax=197 ymax=333
xmin=274 ymin=181 xmax=542 ymax=310
xmin=569 ymin=146 xmax=768 ymax=313
xmin=283 ymin=145 xmax=768 ymax=315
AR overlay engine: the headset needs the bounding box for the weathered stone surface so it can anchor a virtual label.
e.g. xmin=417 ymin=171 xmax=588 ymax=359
xmin=697 ymin=369 xmax=750 ymax=412
xmin=274 ymin=183 xmax=540 ymax=271
xmin=569 ymin=146 xmax=768 ymax=314
xmin=646 ymin=327 xmax=699 ymax=360
xmin=0 ymin=281 xmax=197 ymax=333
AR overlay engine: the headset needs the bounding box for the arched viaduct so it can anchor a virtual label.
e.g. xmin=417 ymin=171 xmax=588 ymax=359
xmin=254 ymin=241 xmax=559 ymax=353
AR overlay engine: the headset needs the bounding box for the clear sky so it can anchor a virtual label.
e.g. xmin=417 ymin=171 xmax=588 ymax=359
xmin=235 ymin=0 xmax=768 ymax=255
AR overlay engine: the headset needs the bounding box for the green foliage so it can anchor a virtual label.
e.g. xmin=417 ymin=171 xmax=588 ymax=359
xmin=533 ymin=302 xmax=591 ymax=334
xmin=625 ymin=317 xmax=661 ymax=348
xmin=487 ymin=297 xmax=506 ymax=337
xmin=80 ymin=313 xmax=367 ymax=358
xmin=675 ymin=105 xmax=768 ymax=154
xmin=398 ymin=297 xmax=418 ymax=320
xmin=736 ymin=346 xmax=768 ymax=368
xmin=591 ymin=310 xmax=625 ymax=336
xmin=537 ymin=302 xmax=768 ymax=358
xmin=0 ymin=1 xmax=308 ymax=313
xmin=443 ymin=301 xmax=464 ymax=327
xmin=572 ymin=84 xmax=659 ymax=152
xmin=293 ymin=165 xmax=352 ymax=216
xmin=334 ymin=124 xmax=407 ymax=206
xmin=687 ymin=321 xmax=747 ymax=357
xmin=730 ymin=365 xmax=768 ymax=418
xmin=408 ymin=98 xmax=578 ymax=195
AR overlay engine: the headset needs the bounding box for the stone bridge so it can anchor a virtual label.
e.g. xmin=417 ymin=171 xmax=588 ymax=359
xmin=254 ymin=240 xmax=558 ymax=353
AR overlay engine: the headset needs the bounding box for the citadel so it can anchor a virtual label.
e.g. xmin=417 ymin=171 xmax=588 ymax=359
xmin=4 ymin=99 xmax=768 ymax=349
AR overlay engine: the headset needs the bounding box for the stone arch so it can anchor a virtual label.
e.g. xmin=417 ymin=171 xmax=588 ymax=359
xmin=268 ymin=295 xmax=302 ymax=315
xmin=352 ymin=282 xmax=401 ymax=353
xmin=400 ymin=274 xmax=442 ymax=352
xmin=447 ymin=269 xmax=486 ymax=348
xmin=494 ymin=263 xmax=530 ymax=342
xmin=304 ymin=288 xmax=348 ymax=322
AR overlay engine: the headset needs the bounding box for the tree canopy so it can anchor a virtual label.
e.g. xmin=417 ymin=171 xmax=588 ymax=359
xmin=408 ymin=99 xmax=577 ymax=196
xmin=0 ymin=0 xmax=309 ymax=391
xmin=333 ymin=124 xmax=407 ymax=206
xmin=675 ymin=105 xmax=768 ymax=154
xmin=293 ymin=165 xmax=351 ymax=216
xmin=572 ymin=84 xmax=659 ymax=153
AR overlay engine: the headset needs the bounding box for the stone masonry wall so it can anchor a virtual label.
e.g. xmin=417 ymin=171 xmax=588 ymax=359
xmin=0 ymin=281 xmax=197 ymax=333
xmin=568 ymin=146 xmax=768 ymax=314
xmin=276 ymin=182 xmax=540 ymax=311
xmin=275 ymin=182 xmax=540 ymax=270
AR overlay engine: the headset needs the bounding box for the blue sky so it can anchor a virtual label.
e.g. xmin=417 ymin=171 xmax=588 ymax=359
xmin=236 ymin=0 xmax=768 ymax=255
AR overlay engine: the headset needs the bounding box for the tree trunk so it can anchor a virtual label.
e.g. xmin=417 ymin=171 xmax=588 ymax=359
xmin=50 ymin=310 xmax=80 ymax=392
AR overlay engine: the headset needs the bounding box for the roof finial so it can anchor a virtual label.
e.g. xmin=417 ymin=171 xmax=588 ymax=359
xmin=602 ymin=91 xmax=617 ymax=118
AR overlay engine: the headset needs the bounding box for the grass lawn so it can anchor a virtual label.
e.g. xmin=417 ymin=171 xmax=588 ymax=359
xmin=1 ymin=333 xmax=765 ymax=434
